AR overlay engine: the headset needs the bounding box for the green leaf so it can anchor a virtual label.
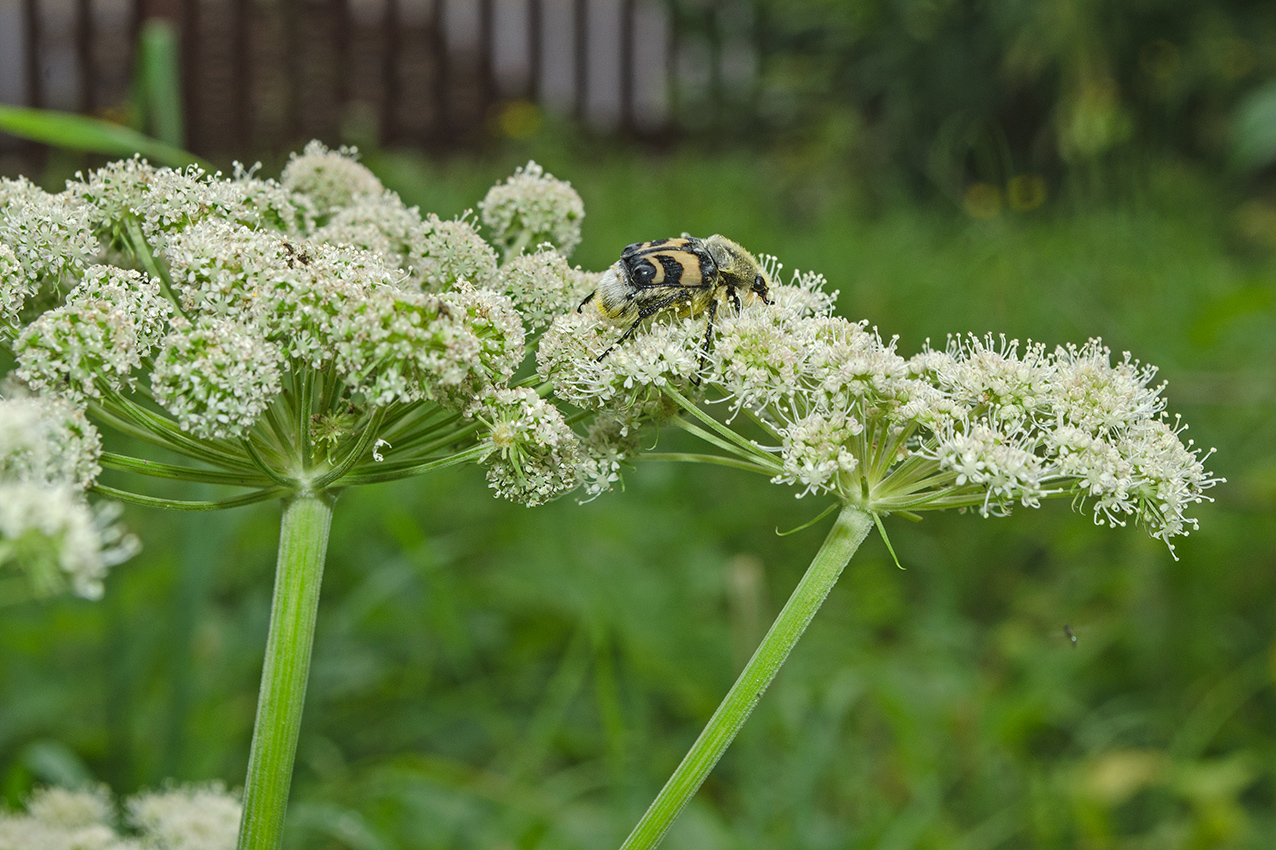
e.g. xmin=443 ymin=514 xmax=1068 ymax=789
xmin=0 ymin=105 xmax=210 ymax=170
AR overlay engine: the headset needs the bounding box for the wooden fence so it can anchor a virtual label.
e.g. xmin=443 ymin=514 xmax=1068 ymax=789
xmin=0 ymin=0 xmax=762 ymax=166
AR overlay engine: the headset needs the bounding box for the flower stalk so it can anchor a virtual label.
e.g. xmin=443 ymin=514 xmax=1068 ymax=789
xmin=237 ymin=491 xmax=335 ymax=850
xmin=619 ymin=503 xmax=874 ymax=850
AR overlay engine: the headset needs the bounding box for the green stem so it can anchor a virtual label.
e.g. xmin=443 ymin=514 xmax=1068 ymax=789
xmin=618 ymin=503 xmax=874 ymax=850
xmin=641 ymin=452 xmax=775 ymax=475
xmin=91 ymin=483 xmax=288 ymax=512
xmin=99 ymin=451 xmax=273 ymax=486
xmin=237 ymin=492 xmax=336 ymax=850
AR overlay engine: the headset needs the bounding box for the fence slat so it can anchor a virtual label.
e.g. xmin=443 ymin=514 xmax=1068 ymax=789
xmin=5 ymin=0 xmax=699 ymax=171
xmin=573 ymin=0 xmax=587 ymax=120
xmin=23 ymin=0 xmax=42 ymax=109
xmin=76 ymin=0 xmax=94 ymax=113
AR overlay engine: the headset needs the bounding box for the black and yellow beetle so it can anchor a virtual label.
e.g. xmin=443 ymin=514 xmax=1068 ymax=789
xmin=578 ymin=235 xmax=773 ymax=366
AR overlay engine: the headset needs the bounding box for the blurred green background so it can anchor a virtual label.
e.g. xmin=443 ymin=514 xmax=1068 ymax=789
xmin=4 ymin=2 xmax=1276 ymax=848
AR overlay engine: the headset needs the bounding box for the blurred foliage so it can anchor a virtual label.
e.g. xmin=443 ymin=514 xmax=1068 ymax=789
xmin=730 ymin=0 xmax=1276 ymax=200
xmin=3 ymin=143 xmax=1275 ymax=848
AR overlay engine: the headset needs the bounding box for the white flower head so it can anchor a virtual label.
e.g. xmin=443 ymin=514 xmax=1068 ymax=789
xmin=0 ymin=785 xmax=134 ymax=850
xmin=475 ymin=386 xmax=583 ymax=506
xmin=255 ymin=240 xmax=399 ymax=367
xmin=538 ymin=308 xmax=701 ymax=419
xmin=1 ymin=242 xmax=34 ymax=332
xmin=479 ymin=161 xmax=585 ymax=258
xmin=127 ymin=782 xmax=242 ymax=850
xmin=0 ymin=782 xmax=245 ymax=850
xmin=772 ymin=409 xmax=864 ymax=498
xmin=545 ymin=237 xmax=1221 ymax=551
xmin=24 ymin=786 xmax=115 ymax=829
xmin=280 ymin=140 xmax=383 ymax=215
xmin=317 ymin=189 xmax=427 ymax=266
xmin=151 ymin=317 xmax=284 ymax=439
xmin=15 ymin=266 xmax=172 ymax=401
xmin=0 ymin=392 xmax=102 ymax=488
xmin=162 ymin=219 xmax=286 ymax=320
xmin=488 ymin=246 xmax=591 ymax=332
xmin=0 ymin=176 xmax=101 ymax=289
xmin=0 ymin=482 xmax=139 ymax=599
xmin=408 ymin=212 xmax=500 ymax=292
xmin=334 ymin=284 xmax=524 ymax=409
xmin=576 ymin=413 xmax=642 ymax=500
xmin=1050 ymin=339 xmax=1166 ymax=433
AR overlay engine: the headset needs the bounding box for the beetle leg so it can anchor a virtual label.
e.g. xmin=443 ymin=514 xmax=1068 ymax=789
xmin=595 ymin=290 xmax=686 ymax=362
xmin=577 ymin=291 xmax=596 ymax=312
xmin=692 ymin=298 xmax=720 ymax=386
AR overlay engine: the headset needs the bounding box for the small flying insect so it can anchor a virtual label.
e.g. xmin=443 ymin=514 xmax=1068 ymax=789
xmin=578 ymin=235 xmax=773 ymax=368
xmin=1063 ymin=624 xmax=1077 ymax=648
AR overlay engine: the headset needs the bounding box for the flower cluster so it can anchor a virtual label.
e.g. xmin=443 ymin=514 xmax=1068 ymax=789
xmin=479 ymin=161 xmax=585 ymax=259
xmin=0 ymin=390 xmax=135 ymax=600
xmin=0 ymin=144 xmax=608 ymax=602
xmin=474 ymin=386 xmax=582 ymax=506
xmin=0 ymin=783 xmax=241 ymax=850
xmin=538 ymin=256 xmax=1219 ymax=553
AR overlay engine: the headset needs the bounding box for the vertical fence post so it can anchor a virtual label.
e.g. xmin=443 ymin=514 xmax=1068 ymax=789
xmin=478 ymin=0 xmax=494 ymax=118
xmin=619 ymin=0 xmax=633 ymax=133
xmin=22 ymin=0 xmax=43 ymax=109
xmin=528 ymin=0 xmax=543 ymax=102
xmin=573 ymin=0 xmax=587 ymax=121
xmin=428 ymin=0 xmax=448 ymax=143
xmin=381 ymin=0 xmax=401 ymax=143
xmin=75 ymin=0 xmax=95 ymax=113
xmin=233 ymin=0 xmax=252 ymax=152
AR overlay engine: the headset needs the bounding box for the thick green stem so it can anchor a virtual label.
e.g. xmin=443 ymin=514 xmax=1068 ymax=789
xmin=619 ymin=504 xmax=874 ymax=850
xmin=237 ymin=492 xmax=335 ymax=850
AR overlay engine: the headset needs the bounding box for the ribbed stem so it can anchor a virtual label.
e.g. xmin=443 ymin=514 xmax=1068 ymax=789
xmin=236 ymin=492 xmax=335 ymax=850
xmin=619 ymin=504 xmax=874 ymax=850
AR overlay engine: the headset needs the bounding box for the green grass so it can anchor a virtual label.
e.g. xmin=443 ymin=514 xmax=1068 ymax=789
xmin=3 ymin=147 xmax=1273 ymax=849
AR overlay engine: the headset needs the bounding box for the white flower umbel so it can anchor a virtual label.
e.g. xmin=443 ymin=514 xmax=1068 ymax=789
xmin=0 ymin=481 xmax=138 ymax=600
xmin=539 ymin=248 xmax=1221 ymax=850
xmin=0 ymin=176 xmax=100 ymax=290
xmin=1 ymin=147 xmax=602 ymax=850
xmin=128 ymin=783 xmax=242 ymax=850
xmin=0 ymin=392 xmax=102 ymax=488
xmin=0 ymin=392 xmax=131 ymax=602
xmin=484 ymin=246 xmax=594 ymax=333
xmin=16 ymin=266 xmax=172 ymax=401
xmin=279 ymin=140 xmax=383 ymax=216
xmin=0 ymin=782 xmax=242 ymax=850
xmin=479 ymin=161 xmax=585 ymax=260
xmin=473 ymin=386 xmax=582 ymax=506
xmin=543 ymin=269 xmax=1219 ymax=554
